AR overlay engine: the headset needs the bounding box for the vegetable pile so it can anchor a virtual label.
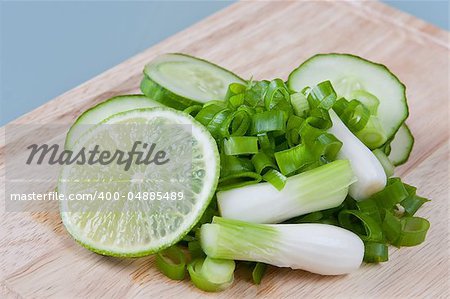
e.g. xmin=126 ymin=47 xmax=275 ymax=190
xmin=64 ymin=53 xmax=430 ymax=292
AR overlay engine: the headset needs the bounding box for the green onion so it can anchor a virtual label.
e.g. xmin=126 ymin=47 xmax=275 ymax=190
xmin=338 ymin=210 xmax=383 ymax=242
xmin=156 ymin=246 xmax=187 ymax=280
xmin=400 ymin=183 xmax=430 ymax=216
xmin=328 ymin=110 xmax=386 ymax=200
xmin=274 ymin=143 xmax=314 ymax=175
xmin=349 ymin=90 xmax=380 ymax=115
xmin=401 ymin=195 xmax=430 ymax=216
xmin=356 ymin=198 xmax=382 ymax=224
xmin=264 ymin=79 xmax=291 ymax=112
xmin=382 ymin=210 xmax=402 ymax=243
xmin=290 ymin=92 xmax=309 ymax=117
xmin=218 ymin=172 xmax=262 ymax=191
xmin=251 ymin=152 xmax=277 ymax=174
xmin=372 ymin=148 xmax=395 ymax=178
xmin=382 ymin=209 xmax=430 ymax=247
xmin=252 ymin=263 xmax=267 ymax=285
xmin=223 ymin=136 xmax=259 ymax=155
xmin=220 ymin=154 xmax=254 ymax=177
xmin=262 ymin=169 xmax=287 ymax=191
xmin=188 ymin=258 xmax=235 ymax=292
xmin=306 ymin=80 xmax=337 ymax=110
xmin=183 ymin=105 xmax=203 ymax=117
xmin=188 ymin=241 xmax=205 ymax=260
xmin=371 ymin=178 xmax=409 ymax=209
xmin=285 ymin=115 xmax=305 ymax=147
xmin=394 ymin=217 xmax=430 ymax=247
xmin=339 ymin=99 xmax=370 ymax=132
xmin=200 ymin=217 xmax=364 ymax=275
xmin=217 ymin=160 xmax=355 ymax=223
xmin=363 ymin=242 xmax=388 ymax=263
xmin=355 ymin=116 xmax=388 ymax=149
xmin=251 ymin=110 xmax=286 ymax=134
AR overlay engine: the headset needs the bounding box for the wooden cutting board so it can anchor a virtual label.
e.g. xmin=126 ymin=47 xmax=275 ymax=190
xmin=1 ymin=1 xmax=449 ymax=298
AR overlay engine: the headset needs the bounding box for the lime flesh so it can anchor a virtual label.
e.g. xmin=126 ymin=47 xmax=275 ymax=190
xmin=59 ymin=108 xmax=219 ymax=257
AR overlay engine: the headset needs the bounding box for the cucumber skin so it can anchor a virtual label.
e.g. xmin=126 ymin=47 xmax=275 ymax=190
xmin=287 ymin=53 xmax=409 ymax=141
xmin=140 ymin=75 xmax=195 ymax=110
xmin=141 ymin=53 xmax=246 ymax=110
xmin=387 ymin=124 xmax=414 ymax=166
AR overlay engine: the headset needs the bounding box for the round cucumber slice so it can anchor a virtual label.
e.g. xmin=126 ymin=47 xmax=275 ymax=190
xmin=287 ymin=54 xmax=408 ymax=140
xmin=141 ymin=53 xmax=246 ymax=109
xmin=65 ymin=95 xmax=163 ymax=149
xmin=388 ymin=124 xmax=414 ymax=166
xmin=59 ymin=108 xmax=220 ymax=257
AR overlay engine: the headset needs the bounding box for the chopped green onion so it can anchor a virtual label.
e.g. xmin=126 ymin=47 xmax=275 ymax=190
xmin=225 ymin=82 xmax=246 ymax=101
xmin=349 ymin=90 xmax=380 ymax=115
xmin=306 ymin=80 xmax=337 ymax=110
xmin=262 ymin=169 xmax=287 ymax=191
xmin=355 ymin=115 xmax=388 ymax=149
xmin=363 ymin=242 xmax=388 ymax=263
xmin=372 ymin=148 xmax=395 ymax=178
xmin=183 ymin=105 xmax=203 ymax=117
xmin=401 ymin=195 xmax=430 ymax=216
xmin=285 ymin=115 xmax=305 ymax=147
xmin=220 ymin=154 xmax=254 ymax=177
xmin=382 ymin=209 xmax=402 ymax=244
xmin=251 ymin=152 xmax=277 ymax=174
xmin=400 ymin=183 xmax=430 ymax=216
xmin=251 ymin=110 xmax=286 ymax=135
xmin=264 ymin=79 xmax=291 ymax=112
xmin=188 ymin=258 xmax=234 ymax=292
xmin=156 ymin=246 xmax=187 ymax=280
xmin=218 ymin=172 xmax=262 ymax=191
xmin=252 ymin=263 xmax=267 ymax=285
xmin=290 ymin=92 xmax=309 ymax=117
xmin=338 ymin=210 xmax=383 ymax=242
xmin=274 ymin=143 xmax=314 ymax=175
xmin=371 ymin=178 xmax=409 ymax=209
xmin=394 ymin=217 xmax=430 ymax=247
xmin=223 ymin=136 xmax=259 ymax=155
xmin=339 ymin=99 xmax=370 ymax=132
xmin=220 ymin=109 xmax=251 ymax=137
xmin=188 ymin=241 xmax=205 ymax=260
xmin=356 ymin=198 xmax=382 ymax=224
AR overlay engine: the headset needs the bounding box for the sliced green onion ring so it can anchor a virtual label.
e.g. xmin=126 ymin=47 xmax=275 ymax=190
xmin=223 ymin=136 xmax=259 ymax=155
xmin=338 ymin=210 xmax=383 ymax=242
xmin=188 ymin=258 xmax=234 ymax=292
xmin=262 ymin=169 xmax=287 ymax=191
xmin=156 ymin=246 xmax=187 ymax=280
xmin=363 ymin=242 xmax=388 ymax=263
xmin=252 ymin=262 xmax=267 ymax=285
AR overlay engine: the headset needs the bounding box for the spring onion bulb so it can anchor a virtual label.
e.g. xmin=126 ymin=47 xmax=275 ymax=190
xmin=200 ymin=217 xmax=364 ymax=275
xmin=217 ymin=160 xmax=356 ymax=223
xmin=328 ymin=110 xmax=386 ymax=200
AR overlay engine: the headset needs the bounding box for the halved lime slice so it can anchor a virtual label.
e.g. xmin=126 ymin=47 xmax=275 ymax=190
xmin=59 ymin=108 xmax=219 ymax=257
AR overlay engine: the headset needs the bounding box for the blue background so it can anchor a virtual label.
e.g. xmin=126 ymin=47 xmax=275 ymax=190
xmin=1 ymin=1 xmax=448 ymax=125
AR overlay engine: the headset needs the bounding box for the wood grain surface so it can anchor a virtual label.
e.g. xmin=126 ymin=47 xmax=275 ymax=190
xmin=1 ymin=1 xmax=449 ymax=298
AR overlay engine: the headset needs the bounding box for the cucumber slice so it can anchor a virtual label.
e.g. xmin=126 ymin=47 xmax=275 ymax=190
xmin=387 ymin=124 xmax=414 ymax=166
xmin=65 ymin=95 xmax=163 ymax=148
xmin=141 ymin=53 xmax=246 ymax=109
xmin=60 ymin=108 xmax=220 ymax=257
xmin=287 ymin=54 xmax=408 ymax=140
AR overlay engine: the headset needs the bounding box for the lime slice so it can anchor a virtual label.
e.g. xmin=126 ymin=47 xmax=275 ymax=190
xmin=59 ymin=108 xmax=219 ymax=257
